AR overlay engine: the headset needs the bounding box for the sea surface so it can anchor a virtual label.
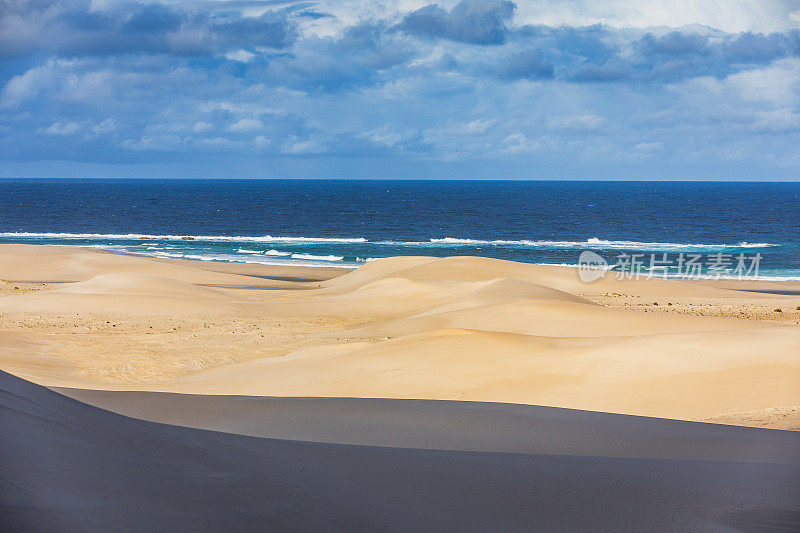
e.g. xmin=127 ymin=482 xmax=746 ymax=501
xmin=1 ymin=179 xmax=798 ymax=279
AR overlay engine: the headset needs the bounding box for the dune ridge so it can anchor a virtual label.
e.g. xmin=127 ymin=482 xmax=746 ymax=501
xmin=57 ymin=386 xmax=800 ymax=462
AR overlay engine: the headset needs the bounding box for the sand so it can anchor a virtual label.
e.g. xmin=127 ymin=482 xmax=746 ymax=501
xmin=0 ymin=243 xmax=799 ymax=424
xmin=2 ymin=244 xmax=799 ymax=530
xmin=4 ymin=371 xmax=799 ymax=531
xmin=58 ymin=387 xmax=800 ymax=462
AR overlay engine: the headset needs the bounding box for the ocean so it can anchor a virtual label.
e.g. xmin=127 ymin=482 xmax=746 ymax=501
xmin=1 ymin=179 xmax=798 ymax=279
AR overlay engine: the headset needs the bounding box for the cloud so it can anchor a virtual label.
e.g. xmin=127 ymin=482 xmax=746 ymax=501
xmin=193 ymin=122 xmax=214 ymax=133
xmin=510 ymin=0 xmax=800 ymax=34
xmin=224 ymin=49 xmax=257 ymax=63
xmin=633 ymin=141 xmax=664 ymax=153
xmin=501 ymin=133 xmax=539 ymax=153
xmin=399 ymin=0 xmax=516 ymax=45
xmin=44 ymin=120 xmax=81 ymax=135
xmin=264 ymin=22 xmax=414 ymax=91
xmin=547 ymin=114 xmax=605 ymax=132
xmin=91 ymin=119 xmax=117 ymax=134
xmin=362 ymin=124 xmax=419 ymax=147
xmin=227 ymin=118 xmax=263 ymax=133
xmin=1 ymin=0 xmax=799 ymax=178
xmin=491 ymin=50 xmax=554 ymax=80
xmin=751 ymin=108 xmax=800 ymax=132
xmin=0 ymin=0 xmax=297 ymax=59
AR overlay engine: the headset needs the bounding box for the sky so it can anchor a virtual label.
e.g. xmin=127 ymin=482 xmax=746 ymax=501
xmin=1 ymin=0 xmax=799 ymax=179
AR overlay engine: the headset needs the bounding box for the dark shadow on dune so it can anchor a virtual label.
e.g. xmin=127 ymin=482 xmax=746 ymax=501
xmin=737 ymin=289 xmax=800 ymax=296
xmin=2 ymin=371 xmax=799 ymax=532
xmin=720 ymin=509 xmax=800 ymax=532
xmin=56 ymin=388 xmax=800 ymax=462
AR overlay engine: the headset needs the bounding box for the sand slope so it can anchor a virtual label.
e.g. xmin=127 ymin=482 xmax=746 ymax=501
xmin=59 ymin=387 xmax=800 ymax=462
xmin=3 ymin=371 xmax=799 ymax=532
xmin=0 ymin=244 xmax=280 ymax=285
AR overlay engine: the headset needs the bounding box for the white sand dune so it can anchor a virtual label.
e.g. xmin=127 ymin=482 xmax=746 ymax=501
xmin=2 ymin=273 xmax=247 ymax=315
xmin=55 ymin=272 xmax=229 ymax=298
xmin=0 ymin=244 xmax=799 ymax=424
xmin=164 ymin=325 xmax=800 ymax=420
xmin=0 ymin=244 xmax=272 ymax=285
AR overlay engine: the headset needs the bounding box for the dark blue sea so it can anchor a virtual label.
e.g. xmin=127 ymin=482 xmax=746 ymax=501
xmin=1 ymin=179 xmax=798 ymax=279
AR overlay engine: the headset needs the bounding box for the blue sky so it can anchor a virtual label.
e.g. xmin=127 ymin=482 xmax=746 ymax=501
xmin=1 ymin=0 xmax=799 ymax=179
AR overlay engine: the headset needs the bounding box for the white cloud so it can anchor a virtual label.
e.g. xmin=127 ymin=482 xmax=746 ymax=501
xmin=224 ymin=49 xmax=257 ymax=63
xmin=122 ymin=134 xmax=182 ymax=151
xmin=45 ymin=120 xmax=82 ymax=135
xmin=282 ymin=136 xmax=325 ymax=154
xmin=726 ymin=59 xmax=800 ymax=106
xmin=1 ymin=62 xmax=57 ymax=107
xmin=462 ymin=119 xmax=496 ymax=135
xmin=513 ymin=0 xmax=797 ymax=33
xmin=751 ymin=108 xmax=800 ymax=132
xmin=633 ymin=141 xmax=664 ymax=152
xmin=194 ymin=137 xmax=238 ymax=149
xmin=227 ymin=118 xmax=263 ymax=132
xmin=363 ymin=124 xmax=418 ymax=146
xmin=501 ymin=133 xmax=540 ymax=154
xmin=547 ymin=114 xmax=605 ymax=132
xmin=91 ymin=119 xmax=116 ymax=134
xmin=307 ymin=0 xmax=799 ymax=34
xmin=193 ymin=122 xmax=214 ymax=133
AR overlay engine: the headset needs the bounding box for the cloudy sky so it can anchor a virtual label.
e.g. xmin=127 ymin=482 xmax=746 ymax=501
xmin=1 ymin=0 xmax=799 ymax=179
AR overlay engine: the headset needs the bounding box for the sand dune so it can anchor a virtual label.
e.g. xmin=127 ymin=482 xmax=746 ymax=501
xmin=161 ymin=325 xmax=800 ymax=420
xmin=0 ymin=244 xmax=276 ymax=285
xmin=2 ymin=245 xmax=799 ymax=529
xmin=56 ymin=272 xmax=230 ymax=298
xmin=58 ymin=387 xmax=800 ymax=462
xmin=4 ymin=371 xmax=799 ymax=532
xmin=1 ymin=244 xmax=799 ymax=424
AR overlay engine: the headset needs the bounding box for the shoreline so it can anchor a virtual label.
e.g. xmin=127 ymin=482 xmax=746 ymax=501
xmin=8 ymin=239 xmax=800 ymax=281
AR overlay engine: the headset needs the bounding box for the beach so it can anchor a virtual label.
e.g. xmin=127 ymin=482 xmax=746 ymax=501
xmin=1 ymin=243 xmax=799 ymax=425
xmin=2 ymin=243 xmax=800 ymax=530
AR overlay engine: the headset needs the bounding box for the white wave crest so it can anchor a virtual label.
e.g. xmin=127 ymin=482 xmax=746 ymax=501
xmin=138 ymin=250 xmax=353 ymax=268
xmin=290 ymin=253 xmax=344 ymax=262
xmin=0 ymin=232 xmax=366 ymax=244
xmin=421 ymin=237 xmax=780 ymax=250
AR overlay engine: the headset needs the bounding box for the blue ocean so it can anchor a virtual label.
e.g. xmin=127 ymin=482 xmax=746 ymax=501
xmin=1 ymin=179 xmax=798 ymax=279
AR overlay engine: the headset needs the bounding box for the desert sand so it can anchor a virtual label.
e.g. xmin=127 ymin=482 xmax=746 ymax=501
xmin=2 ymin=244 xmax=800 ymax=530
xmin=0 ymin=243 xmax=798 ymax=425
